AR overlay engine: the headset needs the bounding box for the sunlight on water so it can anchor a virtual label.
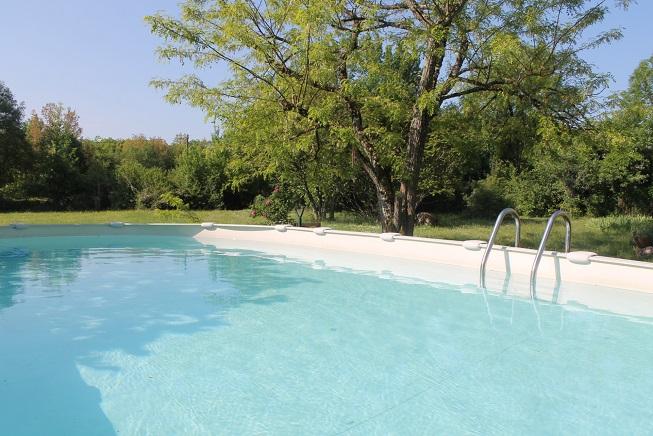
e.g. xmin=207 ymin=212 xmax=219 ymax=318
xmin=1 ymin=235 xmax=652 ymax=435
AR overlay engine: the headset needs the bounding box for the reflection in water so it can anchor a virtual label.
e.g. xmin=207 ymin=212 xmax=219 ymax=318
xmin=0 ymin=236 xmax=302 ymax=435
xmin=0 ymin=245 xmax=86 ymax=310
xmin=25 ymin=248 xmax=83 ymax=291
xmin=0 ymin=247 xmax=33 ymax=310
xmin=0 ymin=235 xmax=652 ymax=435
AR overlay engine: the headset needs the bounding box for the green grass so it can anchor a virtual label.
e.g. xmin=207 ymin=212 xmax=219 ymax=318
xmin=323 ymin=212 xmax=650 ymax=261
xmin=0 ymin=209 xmax=266 ymax=225
xmin=0 ymin=210 xmax=649 ymax=261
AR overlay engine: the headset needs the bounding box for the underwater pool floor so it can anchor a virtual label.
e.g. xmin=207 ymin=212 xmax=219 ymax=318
xmin=1 ymin=235 xmax=652 ymax=435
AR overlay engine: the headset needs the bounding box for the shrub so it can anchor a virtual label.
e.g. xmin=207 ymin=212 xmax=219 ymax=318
xmin=465 ymin=172 xmax=511 ymax=217
xmin=157 ymin=192 xmax=189 ymax=210
xmin=507 ymin=169 xmax=567 ymax=216
xmin=117 ymin=160 xmax=172 ymax=209
xmin=172 ymin=145 xmax=227 ymax=209
xmin=250 ymin=186 xmax=293 ymax=224
xmin=154 ymin=192 xmax=199 ymax=223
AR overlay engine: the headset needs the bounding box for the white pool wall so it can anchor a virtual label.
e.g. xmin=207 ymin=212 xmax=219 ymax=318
xmin=1 ymin=223 xmax=652 ymax=295
xmin=194 ymin=224 xmax=653 ymax=294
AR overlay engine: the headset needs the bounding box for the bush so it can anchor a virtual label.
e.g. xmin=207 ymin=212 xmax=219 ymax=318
xmin=465 ymin=172 xmax=511 ymax=217
xmin=250 ymin=186 xmax=293 ymax=224
xmin=507 ymin=169 xmax=567 ymax=216
xmin=153 ymin=192 xmax=199 ymax=223
xmin=172 ymin=145 xmax=227 ymax=209
xmin=157 ymin=192 xmax=189 ymax=210
xmin=117 ymin=161 xmax=172 ymax=209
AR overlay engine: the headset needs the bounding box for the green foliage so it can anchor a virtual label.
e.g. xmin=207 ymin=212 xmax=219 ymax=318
xmin=157 ymin=192 xmax=189 ymax=210
xmin=599 ymin=54 xmax=653 ymax=214
xmin=80 ymin=138 xmax=125 ymax=209
xmin=117 ymin=160 xmax=172 ymax=209
xmin=172 ymin=144 xmax=227 ymax=209
xmin=0 ymin=82 xmax=31 ymax=193
xmin=24 ymin=103 xmax=86 ymax=208
xmin=218 ymin=94 xmax=354 ymax=220
xmin=465 ymin=172 xmax=512 ymax=218
xmin=508 ymin=167 xmax=568 ymax=217
xmin=120 ymin=135 xmax=174 ymax=169
xmin=151 ymin=191 xmax=198 ymax=223
xmin=147 ymin=0 xmax=624 ymax=233
xmin=3 ymin=28 xmax=653 ymax=242
xmin=420 ymin=105 xmax=493 ymax=207
xmin=2 ymin=102 xmax=234 ymax=212
xmin=433 ymin=52 xmax=653 ymax=219
xmin=250 ymin=186 xmax=296 ymax=224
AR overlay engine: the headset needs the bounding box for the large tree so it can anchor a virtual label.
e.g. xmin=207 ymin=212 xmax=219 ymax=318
xmin=26 ymin=103 xmax=86 ymax=207
xmin=0 ymin=82 xmax=31 ymax=192
xmin=600 ymin=54 xmax=653 ymax=214
xmin=148 ymin=0 xmax=627 ymax=234
xmin=217 ymin=93 xmax=356 ymax=221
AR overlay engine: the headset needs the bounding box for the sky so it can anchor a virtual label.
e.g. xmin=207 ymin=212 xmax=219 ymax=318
xmin=1 ymin=0 xmax=652 ymax=142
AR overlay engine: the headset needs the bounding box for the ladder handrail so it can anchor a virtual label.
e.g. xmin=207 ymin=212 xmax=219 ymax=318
xmin=479 ymin=208 xmax=521 ymax=288
xmin=530 ymin=210 xmax=571 ymax=297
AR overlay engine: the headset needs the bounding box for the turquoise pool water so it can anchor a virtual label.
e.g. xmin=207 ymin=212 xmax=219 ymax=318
xmin=1 ymin=235 xmax=652 ymax=435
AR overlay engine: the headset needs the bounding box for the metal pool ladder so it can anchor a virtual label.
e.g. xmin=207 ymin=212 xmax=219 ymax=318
xmin=530 ymin=210 xmax=571 ymax=297
xmin=480 ymin=208 xmax=521 ymax=288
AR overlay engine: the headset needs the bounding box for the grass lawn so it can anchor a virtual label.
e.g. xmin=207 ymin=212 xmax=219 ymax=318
xmin=0 ymin=209 xmax=264 ymax=225
xmin=0 ymin=209 xmax=650 ymax=261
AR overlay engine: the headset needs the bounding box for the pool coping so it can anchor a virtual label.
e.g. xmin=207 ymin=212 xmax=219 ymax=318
xmin=1 ymin=222 xmax=652 ymax=294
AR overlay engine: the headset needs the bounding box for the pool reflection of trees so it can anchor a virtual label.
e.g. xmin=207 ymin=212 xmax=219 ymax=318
xmin=0 ymin=247 xmax=83 ymax=310
xmin=0 ymin=238 xmax=311 ymax=435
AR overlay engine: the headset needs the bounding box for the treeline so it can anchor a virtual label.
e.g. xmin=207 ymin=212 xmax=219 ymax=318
xmin=445 ymin=55 xmax=653 ymax=218
xmin=0 ymin=84 xmax=370 ymax=215
xmin=0 ymin=92 xmax=227 ymax=211
xmin=1 ymin=55 xmax=652 ymax=220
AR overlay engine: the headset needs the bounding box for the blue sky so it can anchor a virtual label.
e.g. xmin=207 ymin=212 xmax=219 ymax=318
xmin=1 ymin=1 xmax=652 ymax=142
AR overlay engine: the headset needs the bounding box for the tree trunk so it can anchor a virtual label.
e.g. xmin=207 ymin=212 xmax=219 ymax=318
xmin=376 ymin=183 xmax=398 ymax=233
xmin=402 ymin=180 xmax=419 ymax=236
xmin=393 ymin=188 xmax=405 ymax=234
xmin=353 ymin=147 xmax=397 ymax=232
xmin=304 ymin=188 xmax=323 ymax=222
xmin=398 ymin=35 xmax=447 ymax=236
xmin=401 ymin=106 xmax=429 ymax=235
xmin=345 ymin=99 xmax=400 ymax=232
xmin=327 ymin=198 xmax=335 ymax=220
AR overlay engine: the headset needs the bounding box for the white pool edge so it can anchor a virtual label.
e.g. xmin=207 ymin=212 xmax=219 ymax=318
xmin=0 ymin=223 xmax=653 ymax=318
xmin=1 ymin=222 xmax=651 ymax=294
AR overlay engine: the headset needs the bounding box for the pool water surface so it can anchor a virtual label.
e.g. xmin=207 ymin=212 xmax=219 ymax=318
xmin=0 ymin=235 xmax=652 ymax=435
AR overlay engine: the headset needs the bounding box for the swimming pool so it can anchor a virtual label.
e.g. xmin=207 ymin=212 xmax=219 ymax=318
xmin=1 ymin=230 xmax=652 ymax=434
